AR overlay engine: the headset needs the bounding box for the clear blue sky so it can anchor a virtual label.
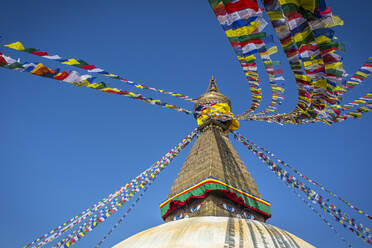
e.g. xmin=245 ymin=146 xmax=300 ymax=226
xmin=0 ymin=0 xmax=371 ymax=247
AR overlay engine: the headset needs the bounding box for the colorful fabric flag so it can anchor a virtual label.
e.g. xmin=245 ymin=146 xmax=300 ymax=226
xmin=23 ymin=129 xmax=197 ymax=248
xmin=3 ymin=41 xmax=198 ymax=104
xmin=234 ymin=131 xmax=372 ymax=245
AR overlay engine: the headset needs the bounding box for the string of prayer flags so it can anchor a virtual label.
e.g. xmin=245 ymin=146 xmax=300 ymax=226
xmin=252 ymin=0 xmax=315 ymax=123
xmin=280 ymin=0 xmax=347 ymax=112
xmin=241 ymin=42 xmax=286 ymax=116
xmin=23 ymin=129 xmax=197 ymax=248
xmin=290 ymin=186 xmax=352 ymax=247
xmin=53 ymin=130 xmax=196 ymax=248
xmin=241 ymin=0 xmax=351 ymax=125
xmin=210 ymin=0 xmax=287 ymax=117
xmin=208 ymin=0 xmax=266 ymax=114
xmin=4 ymin=41 xmax=198 ymax=103
xmin=235 ymin=131 xmax=372 ymax=220
xmin=95 ymin=184 xmax=152 ymax=248
xmin=0 ymin=52 xmax=236 ymax=123
xmin=326 ymin=92 xmax=372 ymax=124
xmin=325 ymin=58 xmax=372 ymax=123
xmin=57 ymin=183 xmax=152 ymax=248
xmin=0 ymin=52 xmax=195 ymax=117
xmin=233 ymin=131 xmax=372 ymax=245
xmin=343 ymin=57 xmax=372 ymax=91
xmin=326 ymin=102 xmax=372 ymax=124
xmin=276 ymin=0 xmax=336 ymax=117
xmin=237 ymin=0 xmax=313 ymax=124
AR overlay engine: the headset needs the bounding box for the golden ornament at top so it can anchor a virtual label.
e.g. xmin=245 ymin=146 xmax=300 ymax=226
xmin=194 ymin=76 xmax=231 ymax=111
xmin=194 ymin=77 xmax=239 ymax=132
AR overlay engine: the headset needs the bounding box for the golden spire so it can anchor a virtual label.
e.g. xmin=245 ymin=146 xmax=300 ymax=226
xmin=194 ymin=77 xmax=231 ymax=111
xmin=206 ymin=76 xmax=219 ymax=92
xmin=161 ymin=78 xmax=269 ymax=223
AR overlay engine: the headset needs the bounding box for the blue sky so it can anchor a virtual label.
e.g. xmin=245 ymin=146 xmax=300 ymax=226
xmin=0 ymin=0 xmax=371 ymax=247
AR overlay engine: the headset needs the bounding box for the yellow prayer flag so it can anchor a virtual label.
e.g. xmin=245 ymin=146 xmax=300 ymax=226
xmin=315 ymin=35 xmax=331 ymax=44
xmin=313 ymin=79 xmax=328 ymax=89
xmin=72 ymin=81 xmax=90 ymax=87
xmin=299 ymin=96 xmax=311 ymax=103
xmin=86 ymin=82 xmax=102 ymax=89
xmin=238 ymin=55 xmax=256 ymax=62
xmin=4 ymin=41 xmax=25 ymax=51
xmin=334 ymin=86 xmax=346 ymax=92
xmin=261 ymin=46 xmax=278 ymax=56
xmin=350 ymin=112 xmax=362 ymax=118
xmin=359 ymin=107 xmax=370 ymax=112
xmin=267 ymin=11 xmax=284 ymax=21
xmin=62 ymin=58 xmax=80 ymax=66
xmin=303 ymin=59 xmax=324 ymax=67
xmin=104 ymin=73 xmax=119 ymax=78
xmin=294 ymin=73 xmax=312 ymax=82
xmin=272 ymin=86 xmax=285 ymax=92
xmin=30 ymin=63 xmax=54 ymax=76
xmin=293 ymin=28 xmax=312 ymax=43
xmin=323 ymin=120 xmax=331 ymax=125
xmin=325 ymin=16 xmax=344 ymax=28
xmin=225 ymin=22 xmax=261 ymax=37
xmin=356 ymin=71 xmax=369 ymax=78
xmin=325 ymin=62 xmax=343 ymax=70
xmin=278 ymin=0 xmax=316 ymax=13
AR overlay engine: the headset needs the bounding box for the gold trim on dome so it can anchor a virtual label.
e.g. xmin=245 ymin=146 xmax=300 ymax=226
xmin=194 ymin=77 xmax=231 ymax=110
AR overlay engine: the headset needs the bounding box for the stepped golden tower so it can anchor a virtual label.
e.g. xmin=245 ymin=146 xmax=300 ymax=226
xmin=114 ymin=78 xmax=315 ymax=248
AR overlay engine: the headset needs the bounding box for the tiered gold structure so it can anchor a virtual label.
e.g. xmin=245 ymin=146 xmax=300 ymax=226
xmin=114 ymin=78 xmax=316 ymax=248
xmin=163 ymin=77 xmax=266 ymax=222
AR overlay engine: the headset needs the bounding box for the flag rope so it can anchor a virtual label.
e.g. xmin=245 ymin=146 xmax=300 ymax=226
xmin=4 ymin=41 xmax=198 ymax=103
xmin=233 ymin=131 xmax=372 ymax=220
xmin=23 ymin=129 xmax=197 ymax=248
xmin=95 ymin=181 xmax=152 ymax=247
xmin=233 ymin=131 xmax=372 ymax=245
xmin=290 ymin=185 xmax=352 ymax=248
xmin=0 ymin=52 xmax=237 ymax=123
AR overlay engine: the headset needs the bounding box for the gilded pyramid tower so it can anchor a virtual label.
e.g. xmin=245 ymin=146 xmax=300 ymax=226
xmin=160 ymin=78 xmax=271 ymax=222
xmin=114 ymin=78 xmax=315 ymax=248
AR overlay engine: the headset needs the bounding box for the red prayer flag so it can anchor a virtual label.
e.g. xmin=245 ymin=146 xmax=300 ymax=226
xmin=284 ymin=11 xmax=303 ymax=21
xmin=53 ymin=71 xmax=70 ymax=81
xmin=80 ymin=65 xmax=97 ymax=70
xmin=299 ymin=43 xmax=318 ymax=53
xmin=320 ymin=7 xmax=331 ymax=15
xmin=225 ymin=0 xmax=259 ymax=14
xmin=0 ymin=55 xmax=8 ymax=65
xmin=32 ymin=51 xmax=49 ymax=56
xmin=213 ymin=3 xmax=226 ymax=16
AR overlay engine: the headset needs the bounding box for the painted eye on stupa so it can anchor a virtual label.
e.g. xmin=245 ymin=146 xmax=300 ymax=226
xmin=222 ymin=203 xmax=235 ymax=213
xmin=190 ymin=204 xmax=202 ymax=213
xmin=173 ymin=213 xmax=185 ymax=221
xmin=243 ymin=212 xmax=252 ymax=219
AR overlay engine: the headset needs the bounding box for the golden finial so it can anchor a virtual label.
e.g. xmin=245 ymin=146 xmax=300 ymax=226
xmin=206 ymin=76 xmax=219 ymax=93
xmin=195 ymin=76 xmax=230 ymax=108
